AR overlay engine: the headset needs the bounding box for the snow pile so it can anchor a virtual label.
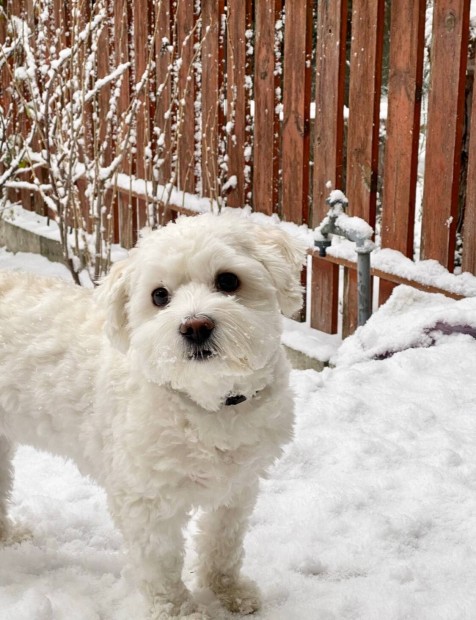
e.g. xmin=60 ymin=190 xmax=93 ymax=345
xmin=251 ymin=286 xmax=476 ymax=619
xmin=0 ymin=248 xmax=72 ymax=281
xmin=281 ymin=316 xmax=340 ymax=363
xmin=334 ymin=284 xmax=476 ymax=366
xmin=1 ymin=251 xmax=476 ymax=619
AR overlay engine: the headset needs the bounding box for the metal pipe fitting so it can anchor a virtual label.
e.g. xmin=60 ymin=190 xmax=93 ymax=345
xmin=314 ymin=192 xmax=375 ymax=327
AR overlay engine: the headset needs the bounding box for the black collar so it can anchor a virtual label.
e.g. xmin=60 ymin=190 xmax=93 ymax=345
xmin=166 ymin=386 xmax=261 ymax=409
xmin=224 ymin=394 xmax=247 ymax=406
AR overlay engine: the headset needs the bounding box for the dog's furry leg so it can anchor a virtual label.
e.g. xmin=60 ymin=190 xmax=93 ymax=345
xmin=196 ymin=483 xmax=261 ymax=615
xmin=0 ymin=436 xmax=14 ymax=541
xmin=0 ymin=437 xmax=28 ymax=545
xmin=114 ymin=501 xmax=208 ymax=620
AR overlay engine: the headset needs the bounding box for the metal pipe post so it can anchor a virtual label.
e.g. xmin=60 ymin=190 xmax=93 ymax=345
xmin=356 ymin=243 xmax=372 ymax=326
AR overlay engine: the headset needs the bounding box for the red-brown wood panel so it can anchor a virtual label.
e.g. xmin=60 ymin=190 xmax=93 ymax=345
xmin=0 ymin=2 xmax=18 ymax=206
xmin=95 ymin=0 xmax=113 ymax=236
xmin=114 ymin=0 xmax=133 ymax=246
xmin=381 ymin=0 xmax=425 ymax=256
xmin=23 ymin=0 xmax=45 ymax=215
xmin=379 ymin=0 xmax=425 ymax=305
xmin=154 ymin=0 xmax=172 ymax=194
xmin=96 ymin=8 xmax=111 ymax=152
xmin=225 ymin=1 xmax=250 ymax=208
xmin=75 ymin=1 xmax=94 ymax=232
xmin=201 ymin=0 xmax=224 ymax=200
xmin=313 ymin=0 xmax=347 ymax=223
xmin=463 ymin=67 xmax=476 ymax=274
xmin=0 ymin=3 xmax=11 ymax=202
xmin=344 ymin=0 xmax=384 ymax=332
xmin=310 ymin=255 xmax=339 ymax=334
xmin=176 ymin=0 xmax=196 ymax=193
xmin=421 ymin=0 xmax=470 ymax=270
xmin=378 ymin=278 xmax=398 ymax=307
xmin=253 ymin=1 xmax=281 ymax=216
xmin=346 ymin=0 xmax=384 ymax=224
xmin=0 ymin=3 xmax=10 ymax=109
xmin=281 ymin=0 xmax=313 ymax=225
xmin=133 ymin=0 xmax=149 ymax=230
xmin=310 ymin=0 xmax=347 ymax=333
xmin=52 ymin=0 xmax=67 ymax=48
xmin=14 ymin=0 xmax=33 ymax=211
xmin=317 ymin=251 xmax=467 ymax=300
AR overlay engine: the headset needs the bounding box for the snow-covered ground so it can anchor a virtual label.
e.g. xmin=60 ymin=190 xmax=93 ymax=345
xmin=1 ymin=247 xmax=476 ymax=620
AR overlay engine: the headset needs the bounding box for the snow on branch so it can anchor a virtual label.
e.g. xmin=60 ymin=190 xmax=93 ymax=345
xmin=0 ymin=1 xmax=147 ymax=284
xmin=1 ymin=0 xmax=246 ymax=284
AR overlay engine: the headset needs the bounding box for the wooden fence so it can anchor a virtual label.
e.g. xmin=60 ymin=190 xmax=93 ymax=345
xmin=2 ymin=0 xmax=476 ymax=337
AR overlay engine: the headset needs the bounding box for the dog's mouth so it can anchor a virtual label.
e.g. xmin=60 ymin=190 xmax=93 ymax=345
xmin=188 ymin=347 xmax=215 ymax=361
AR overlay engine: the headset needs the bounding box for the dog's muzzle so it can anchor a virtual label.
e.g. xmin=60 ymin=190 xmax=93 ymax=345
xmin=180 ymin=315 xmax=215 ymax=360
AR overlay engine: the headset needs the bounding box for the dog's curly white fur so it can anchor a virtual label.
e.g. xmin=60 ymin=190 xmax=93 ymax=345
xmin=0 ymin=212 xmax=307 ymax=619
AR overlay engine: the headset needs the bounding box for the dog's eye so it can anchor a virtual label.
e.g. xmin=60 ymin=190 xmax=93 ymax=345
xmin=216 ymin=272 xmax=240 ymax=293
xmin=151 ymin=287 xmax=170 ymax=307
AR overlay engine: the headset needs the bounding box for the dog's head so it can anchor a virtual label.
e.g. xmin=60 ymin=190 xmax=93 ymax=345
xmin=96 ymin=212 xmax=307 ymax=410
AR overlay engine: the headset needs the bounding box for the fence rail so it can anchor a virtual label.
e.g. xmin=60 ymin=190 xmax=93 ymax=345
xmin=1 ymin=0 xmax=476 ymax=336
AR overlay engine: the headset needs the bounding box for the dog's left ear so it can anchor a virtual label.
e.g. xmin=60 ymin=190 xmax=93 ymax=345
xmin=250 ymin=224 xmax=308 ymax=317
xmin=95 ymin=256 xmax=134 ymax=352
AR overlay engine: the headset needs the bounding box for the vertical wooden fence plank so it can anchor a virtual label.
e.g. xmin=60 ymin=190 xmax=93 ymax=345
xmin=381 ymin=0 xmax=425 ymax=256
xmin=1 ymin=2 xmax=19 ymax=206
xmin=133 ymin=0 xmax=149 ymax=230
xmin=346 ymin=0 xmax=384 ymax=224
xmin=313 ymin=0 xmax=347 ymax=223
xmin=253 ymin=1 xmax=281 ymax=216
xmin=379 ymin=0 xmax=425 ymax=304
xmin=311 ymin=0 xmax=347 ymax=334
xmin=105 ymin=0 xmax=119 ymax=240
xmin=52 ymin=0 xmax=67 ymax=48
xmin=23 ymin=0 xmax=45 ymax=215
xmin=114 ymin=0 xmax=133 ymax=246
xmin=96 ymin=5 xmax=111 ymax=153
xmin=154 ymin=0 xmax=174 ymax=225
xmin=281 ymin=0 xmax=312 ymax=321
xmin=281 ymin=0 xmax=313 ymax=225
xmin=68 ymin=1 xmax=90 ymax=234
xmin=155 ymin=0 xmax=172 ymax=187
xmin=0 ymin=2 xmax=10 ymax=201
xmin=95 ymin=0 xmax=113 ymax=240
xmin=463 ymin=65 xmax=476 ymax=274
xmin=8 ymin=0 xmax=28 ymax=211
xmin=201 ymin=0 xmax=224 ymax=201
xmin=225 ymin=0 xmax=249 ymax=208
xmin=310 ymin=255 xmax=339 ymax=334
xmin=17 ymin=0 xmax=34 ymax=211
xmin=176 ymin=0 xmax=196 ymax=193
xmin=421 ymin=0 xmax=470 ymax=270
xmin=343 ymin=0 xmax=384 ymax=337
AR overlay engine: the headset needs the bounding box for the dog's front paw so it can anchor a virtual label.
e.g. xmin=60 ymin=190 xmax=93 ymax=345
xmin=149 ymin=609 xmax=209 ymax=620
xmin=0 ymin=518 xmax=32 ymax=546
xmin=211 ymin=576 xmax=261 ymax=615
xmin=149 ymin=597 xmax=209 ymax=620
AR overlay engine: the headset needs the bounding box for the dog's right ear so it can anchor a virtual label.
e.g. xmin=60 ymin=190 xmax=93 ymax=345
xmin=95 ymin=257 xmax=133 ymax=353
xmin=246 ymin=223 xmax=308 ymax=318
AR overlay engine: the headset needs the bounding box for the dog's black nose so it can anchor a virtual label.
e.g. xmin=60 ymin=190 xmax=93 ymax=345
xmin=180 ymin=316 xmax=215 ymax=345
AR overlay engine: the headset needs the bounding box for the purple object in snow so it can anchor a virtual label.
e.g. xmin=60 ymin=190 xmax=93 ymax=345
xmin=374 ymin=321 xmax=476 ymax=361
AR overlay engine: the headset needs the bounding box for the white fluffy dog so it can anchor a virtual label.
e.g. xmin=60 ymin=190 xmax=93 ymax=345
xmin=0 ymin=211 xmax=307 ymax=619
